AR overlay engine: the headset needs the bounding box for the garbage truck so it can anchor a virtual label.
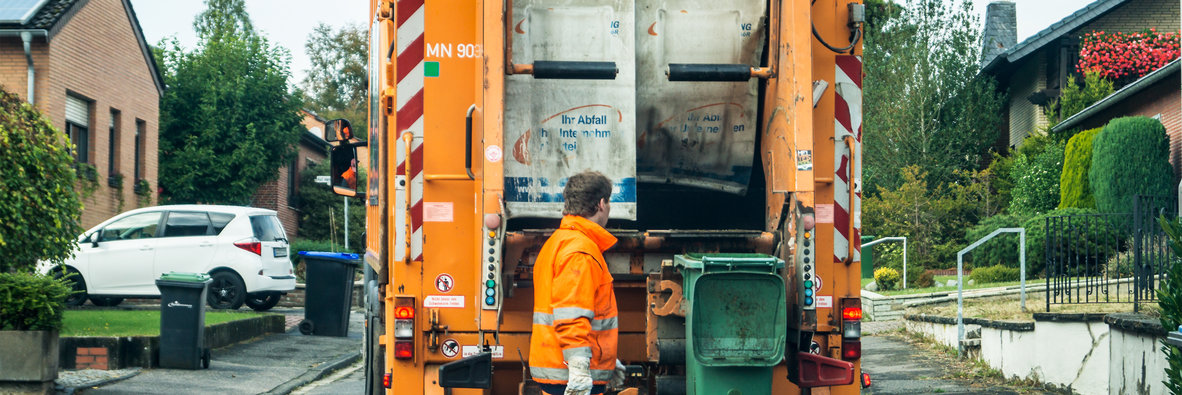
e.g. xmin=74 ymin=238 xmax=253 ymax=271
xmin=327 ymin=0 xmax=868 ymax=393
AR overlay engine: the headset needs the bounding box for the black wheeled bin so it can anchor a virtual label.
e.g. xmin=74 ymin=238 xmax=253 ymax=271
xmin=298 ymin=251 xmax=360 ymax=337
xmin=156 ymin=272 xmax=212 ymax=369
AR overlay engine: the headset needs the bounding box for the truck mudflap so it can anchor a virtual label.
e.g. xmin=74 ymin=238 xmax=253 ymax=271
xmin=794 ymin=352 xmax=854 ymax=388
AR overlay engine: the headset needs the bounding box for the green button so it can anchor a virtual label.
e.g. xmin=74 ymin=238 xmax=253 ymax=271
xmin=486 ymin=280 xmax=495 ymax=288
xmin=425 ymin=61 xmax=440 ymax=77
xmin=804 ymin=280 xmax=813 ymax=288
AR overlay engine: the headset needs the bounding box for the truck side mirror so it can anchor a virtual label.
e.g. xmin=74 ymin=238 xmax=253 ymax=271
xmin=324 ymin=118 xmax=360 ymax=143
xmin=331 ymin=144 xmax=365 ymax=198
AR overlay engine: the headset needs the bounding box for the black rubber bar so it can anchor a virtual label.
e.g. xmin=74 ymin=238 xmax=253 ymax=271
xmin=667 ymin=63 xmax=752 ymax=82
xmin=532 ymin=61 xmax=618 ymax=80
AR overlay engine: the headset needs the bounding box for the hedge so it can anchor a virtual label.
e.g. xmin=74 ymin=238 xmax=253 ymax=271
xmin=964 ymin=213 xmax=1031 ymax=269
xmin=1058 ymin=127 xmax=1102 ymax=209
xmin=0 ymin=272 xmax=72 ymax=331
xmin=1009 ymin=141 xmax=1065 ymax=216
xmin=1090 ymin=117 xmax=1173 ymax=215
xmin=969 ymin=265 xmax=1021 ymax=284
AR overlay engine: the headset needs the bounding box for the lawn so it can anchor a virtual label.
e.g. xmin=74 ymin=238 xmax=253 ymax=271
xmin=62 ymin=310 xmax=272 ymax=337
xmin=861 ymin=275 xmax=1034 ymax=296
xmin=907 ymin=292 xmax=1159 ymax=322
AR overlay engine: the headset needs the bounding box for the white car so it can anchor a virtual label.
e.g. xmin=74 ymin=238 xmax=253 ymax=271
xmin=40 ymin=205 xmax=297 ymax=311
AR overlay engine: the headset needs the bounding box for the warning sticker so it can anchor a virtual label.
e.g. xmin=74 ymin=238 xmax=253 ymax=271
xmin=424 ymin=202 xmax=454 ymax=222
xmin=423 ymin=295 xmax=465 ymax=308
xmin=434 ymin=273 xmax=455 ymax=293
xmin=816 ymin=296 xmax=833 ymax=308
xmin=441 ymin=339 xmax=460 ymax=358
xmin=816 ymin=204 xmax=834 ymax=224
xmin=462 ymin=345 xmax=504 ymax=359
xmin=813 ymin=275 xmax=823 ymax=292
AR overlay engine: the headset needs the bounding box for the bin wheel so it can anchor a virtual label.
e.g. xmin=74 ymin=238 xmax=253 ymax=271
xmin=202 ymin=348 xmax=211 ymax=369
xmin=299 ymin=319 xmax=314 ymax=335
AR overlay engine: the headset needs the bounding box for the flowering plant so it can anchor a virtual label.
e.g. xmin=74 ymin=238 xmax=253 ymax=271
xmin=1077 ymin=29 xmax=1180 ymax=83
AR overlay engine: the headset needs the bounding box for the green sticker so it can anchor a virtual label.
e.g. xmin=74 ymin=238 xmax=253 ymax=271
xmin=425 ymin=61 xmax=440 ymax=77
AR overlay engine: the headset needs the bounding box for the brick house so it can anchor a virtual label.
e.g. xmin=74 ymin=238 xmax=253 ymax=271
xmin=1050 ymin=60 xmax=1181 ymax=175
xmin=251 ymin=110 xmax=330 ymax=239
xmin=0 ymin=0 xmax=162 ymax=228
xmin=978 ymin=0 xmax=1180 ymax=148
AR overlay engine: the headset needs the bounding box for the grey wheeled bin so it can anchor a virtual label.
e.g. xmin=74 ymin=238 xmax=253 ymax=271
xmin=297 ymin=251 xmax=359 ymax=337
xmin=156 ymin=272 xmax=212 ymax=369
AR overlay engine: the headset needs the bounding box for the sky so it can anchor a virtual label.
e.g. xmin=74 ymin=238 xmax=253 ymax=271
xmin=129 ymin=0 xmax=369 ymax=85
xmin=128 ymin=0 xmax=1098 ymax=84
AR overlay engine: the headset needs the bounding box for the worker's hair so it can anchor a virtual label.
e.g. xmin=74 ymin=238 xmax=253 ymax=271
xmin=562 ymin=171 xmax=613 ymax=217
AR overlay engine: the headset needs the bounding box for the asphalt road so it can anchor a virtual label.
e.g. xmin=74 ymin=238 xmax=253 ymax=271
xmin=862 ymin=334 xmax=1039 ymax=394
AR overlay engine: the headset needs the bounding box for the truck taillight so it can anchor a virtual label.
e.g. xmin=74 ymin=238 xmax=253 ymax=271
xmin=861 ymin=372 xmax=872 ymax=388
xmin=841 ymin=340 xmax=861 ymax=360
xmin=383 ymin=372 xmax=392 ymax=388
xmin=394 ymin=297 xmax=414 ymax=359
xmin=394 ymin=341 xmax=414 ymax=359
xmin=842 ymin=307 xmax=862 ymax=321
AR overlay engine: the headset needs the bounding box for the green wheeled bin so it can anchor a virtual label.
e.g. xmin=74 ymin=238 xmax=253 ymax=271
xmin=156 ymin=272 xmax=212 ymax=369
xmin=674 ymin=253 xmax=786 ymax=395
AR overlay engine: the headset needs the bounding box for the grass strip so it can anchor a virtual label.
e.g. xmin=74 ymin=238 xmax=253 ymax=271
xmin=62 ymin=310 xmax=272 ymax=337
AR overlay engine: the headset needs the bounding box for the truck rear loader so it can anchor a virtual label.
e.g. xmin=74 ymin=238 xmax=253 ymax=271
xmin=326 ymin=0 xmax=869 ymax=393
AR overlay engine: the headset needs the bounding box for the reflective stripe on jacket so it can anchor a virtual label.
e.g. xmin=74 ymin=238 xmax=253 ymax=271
xmin=529 ymin=215 xmax=619 ymax=385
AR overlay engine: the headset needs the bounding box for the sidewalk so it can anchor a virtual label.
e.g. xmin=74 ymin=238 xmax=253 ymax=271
xmin=74 ymin=309 xmax=363 ymax=395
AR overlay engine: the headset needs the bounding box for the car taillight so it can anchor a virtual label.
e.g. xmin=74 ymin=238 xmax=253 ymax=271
xmin=841 ymin=340 xmax=861 ymax=360
xmin=383 ymin=372 xmax=392 ymax=388
xmin=394 ymin=297 xmax=415 ymax=360
xmin=234 ymin=240 xmax=262 ymax=256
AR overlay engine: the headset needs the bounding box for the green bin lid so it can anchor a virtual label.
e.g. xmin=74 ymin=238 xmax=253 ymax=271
xmin=159 ymin=272 xmax=211 ymax=282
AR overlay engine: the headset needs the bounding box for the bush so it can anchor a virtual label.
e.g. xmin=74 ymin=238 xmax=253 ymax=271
xmin=1023 ymin=207 xmax=1121 ymax=277
xmin=1090 ymin=116 xmax=1174 ymax=215
xmin=290 ymin=238 xmax=342 ymax=283
xmin=1058 ymin=127 xmax=1102 ymax=209
xmin=0 ymin=88 xmax=84 ymax=272
xmin=1045 ymin=73 xmax=1115 ymax=134
xmin=914 ymin=270 xmax=936 ymax=288
xmin=969 ymin=264 xmax=1021 ymax=284
xmin=1009 ymin=140 xmax=1065 ymax=216
xmin=874 ymin=267 xmax=901 ymax=291
xmin=1156 ymin=216 xmax=1182 ymax=395
xmin=964 ymin=213 xmax=1031 ymax=268
xmin=0 ymin=272 xmax=72 ymax=331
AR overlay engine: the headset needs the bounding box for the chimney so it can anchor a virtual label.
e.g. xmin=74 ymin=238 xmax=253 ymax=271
xmin=980 ymin=1 xmax=1017 ymax=69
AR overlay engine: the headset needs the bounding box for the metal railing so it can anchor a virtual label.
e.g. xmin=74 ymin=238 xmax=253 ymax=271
xmin=1044 ymin=195 xmax=1176 ymax=312
xmin=862 ymin=237 xmax=907 ymax=288
xmin=957 ymin=228 xmax=1026 ymax=356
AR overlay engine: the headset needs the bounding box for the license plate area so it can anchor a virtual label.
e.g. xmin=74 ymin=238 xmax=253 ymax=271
xmin=273 ymin=248 xmax=288 ymax=257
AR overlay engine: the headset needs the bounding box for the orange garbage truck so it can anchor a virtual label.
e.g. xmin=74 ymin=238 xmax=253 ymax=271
xmin=327 ymin=0 xmax=868 ymax=393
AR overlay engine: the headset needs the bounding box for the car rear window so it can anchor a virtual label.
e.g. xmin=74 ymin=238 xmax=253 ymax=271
xmin=163 ymin=212 xmax=212 ymax=237
xmin=250 ymin=215 xmax=286 ymax=242
xmin=210 ymin=213 xmax=235 ymax=234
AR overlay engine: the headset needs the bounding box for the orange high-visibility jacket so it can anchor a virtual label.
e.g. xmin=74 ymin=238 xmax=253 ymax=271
xmin=529 ymin=215 xmax=619 ymax=385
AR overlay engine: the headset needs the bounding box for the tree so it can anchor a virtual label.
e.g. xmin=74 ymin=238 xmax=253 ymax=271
xmin=1090 ymin=116 xmax=1174 ymax=215
xmin=863 ymin=166 xmax=979 ymax=269
xmin=303 ymin=23 xmax=368 ymax=136
xmin=0 ymin=88 xmax=83 ymax=272
xmin=157 ymin=0 xmax=305 ymax=204
xmin=862 ymin=0 xmax=1005 ymax=194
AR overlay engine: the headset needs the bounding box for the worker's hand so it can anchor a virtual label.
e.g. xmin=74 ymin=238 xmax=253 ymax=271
xmin=564 ymin=356 xmax=592 ymax=395
xmin=610 ymin=359 xmax=626 ymax=389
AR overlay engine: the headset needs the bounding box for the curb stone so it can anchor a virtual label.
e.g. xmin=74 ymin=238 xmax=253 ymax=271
xmin=261 ymin=351 xmax=362 ymax=395
xmin=57 ymin=369 xmax=141 ymax=395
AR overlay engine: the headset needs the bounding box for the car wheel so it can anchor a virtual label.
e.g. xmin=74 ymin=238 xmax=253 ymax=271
xmin=207 ymin=271 xmax=246 ymax=310
xmin=244 ymin=293 xmax=281 ymax=311
xmin=54 ymin=269 xmax=88 ymax=307
xmin=89 ymin=296 xmax=124 ymax=307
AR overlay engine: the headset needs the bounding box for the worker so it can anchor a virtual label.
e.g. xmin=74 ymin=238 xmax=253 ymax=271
xmin=339 ymin=158 xmax=357 ymax=189
xmin=529 ymin=171 xmax=626 ymax=395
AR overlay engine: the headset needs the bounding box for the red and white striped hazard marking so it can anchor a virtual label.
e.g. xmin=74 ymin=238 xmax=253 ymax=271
xmin=394 ymin=0 xmax=425 ymax=262
xmin=833 ymin=55 xmax=862 ymax=264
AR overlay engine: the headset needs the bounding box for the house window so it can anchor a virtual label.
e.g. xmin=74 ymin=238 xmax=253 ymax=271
xmin=134 ymin=120 xmax=145 ymax=181
xmin=65 ymin=94 xmax=91 ymax=163
xmin=108 ymin=109 xmax=121 ymax=176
